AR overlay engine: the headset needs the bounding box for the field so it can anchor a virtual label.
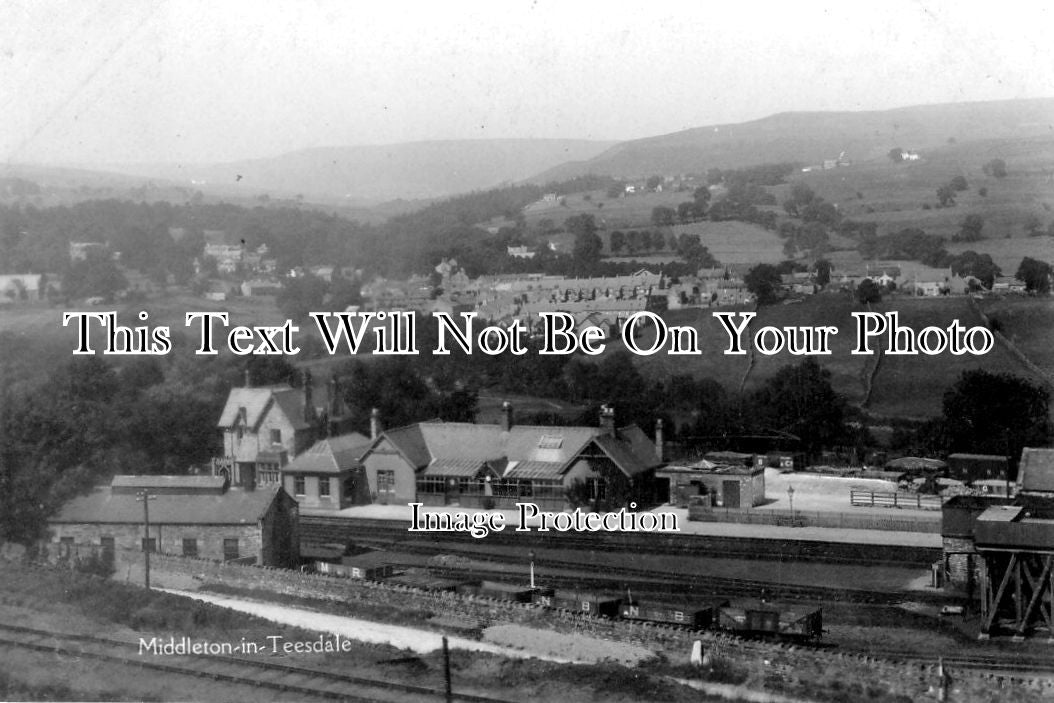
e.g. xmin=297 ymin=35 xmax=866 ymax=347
xmin=781 ymin=137 xmax=1054 ymax=270
xmin=624 ymin=294 xmax=1051 ymax=420
xmin=522 ymin=188 xmax=690 ymax=230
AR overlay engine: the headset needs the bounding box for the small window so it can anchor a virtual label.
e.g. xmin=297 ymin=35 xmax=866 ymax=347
xmin=377 ymin=470 xmax=395 ymax=492
xmin=270 ymin=429 xmax=282 ymax=444
xmin=223 ymin=538 xmax=239 ymax=561
xmin=182 ymin=538 xmax=198 ymax=558
xmin=100 ymin=536 xmax=114 ymax=560
xmin=141 ymin=537 xmax=156 ymax=553
xmin=587 ymin=477 xmax=606 ymax=501
xmin=294 ymin=476 xmax=305 ymax=496
xmin=319 ymin=477 xmax=330 ymax=497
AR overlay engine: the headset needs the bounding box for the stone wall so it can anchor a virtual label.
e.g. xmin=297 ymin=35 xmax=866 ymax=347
xmin=943 ymin=535 xmax=978 ymax=591
xmin=49 ymin=522 xmax=263 ymax=563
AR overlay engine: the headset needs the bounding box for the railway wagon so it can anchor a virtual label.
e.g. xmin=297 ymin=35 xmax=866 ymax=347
xmin=717 ymin=602 xmax=822 ymax=639
xmin=620 ymin=599 xmax=729 ymax=628
xmin=532 ymin=589 xmax=622 ymax=617
xmin=314 ymin=561 xmax=393 ymax=580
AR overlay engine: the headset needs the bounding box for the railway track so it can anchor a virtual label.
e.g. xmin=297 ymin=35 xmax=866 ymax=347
xmin=0 ymin=622 xmax=510 ymax=703
xmin=302 ymin=515 xmax=940 ymax=567
xmin=336 ymin=537 xmax=956 ymax=607
xmin=863 ymin=647 xmax=1054 ymax=678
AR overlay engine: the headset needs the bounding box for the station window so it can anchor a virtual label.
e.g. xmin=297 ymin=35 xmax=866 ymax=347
xmin=319 ymin=477 xmax=330 ymax=497
xmin=223 ymin=538 xmax=239 ymax=561
xmin=377 ymin=470 xmax=395 ymax=493
xmin=141 ymin=537 xmax=156 ymax=553
xmin=182 ymin=538 xmax=198 ymax=558
xmin=294 ymin=476 xmax=306 ymax=496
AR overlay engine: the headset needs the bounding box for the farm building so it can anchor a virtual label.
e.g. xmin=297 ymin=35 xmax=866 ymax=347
xmin=48 ymin=475 xmax=300 ymax=567
xmin=359 ymin=404 xmax=660 ymax=510
xmin=946 ymin=453 xmax=1009 ymax=484
xmin=656 ymin=459 xmax=766 ymax=508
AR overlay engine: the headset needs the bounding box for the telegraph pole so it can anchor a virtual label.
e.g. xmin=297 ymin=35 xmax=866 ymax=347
xmin=136 ymin=490 xmax=156 ymax=589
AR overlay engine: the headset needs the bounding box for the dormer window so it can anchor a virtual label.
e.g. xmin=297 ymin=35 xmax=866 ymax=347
xmin=270 ymin=429 xmax=282 ymax=444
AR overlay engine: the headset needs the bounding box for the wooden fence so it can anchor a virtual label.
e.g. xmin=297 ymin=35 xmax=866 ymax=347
xmin=850 ymin=490 xmax=942 ymax=511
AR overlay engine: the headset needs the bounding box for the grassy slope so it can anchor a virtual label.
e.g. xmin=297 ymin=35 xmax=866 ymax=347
xmin=625 ymin=295 xmax=1049 ymax=420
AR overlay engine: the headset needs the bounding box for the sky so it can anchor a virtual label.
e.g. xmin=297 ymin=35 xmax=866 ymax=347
xmin=2 ymin=0 xmax=1052 ymax=165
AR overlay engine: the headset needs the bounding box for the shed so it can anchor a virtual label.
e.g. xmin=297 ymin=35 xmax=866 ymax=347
xmin=656 ymin=460 xmax=765 ymax=508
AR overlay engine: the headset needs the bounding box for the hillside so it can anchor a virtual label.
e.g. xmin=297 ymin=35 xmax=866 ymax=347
xmin=625 ymin=295 xmax=1051 ymax=420
xmin=531 ymin=98 xmax=1054 ymax=180
xmin=106 ymin=139 xmax=616 ymax=203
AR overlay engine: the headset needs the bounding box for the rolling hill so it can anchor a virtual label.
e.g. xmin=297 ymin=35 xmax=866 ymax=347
xmin=530 ymin=98 xmax=1054 ymax=180
xmin=105 ymin=139 xmax=616 ymax=203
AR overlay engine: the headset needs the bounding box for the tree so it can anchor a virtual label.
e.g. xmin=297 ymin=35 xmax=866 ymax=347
xmin=983 ymin=158 xmax=1008 ymax=178
xmin=949 ymin=250 xmax=1001 ymax=289
xmin=936 ymin=185 xmax=956 ymax=207
xmin=1024 ymin=214 xmax=1044 ymax=236
xmin=949 ymin=175 xmax=969 ymax=192
xmin=955 ymin=214 xmax=985 ymax=242
xmin=692 ymin=186 xmax=711 ymax=211
xmin=567 ymin=214 xmax=602 ymax=270
xmin=748 ymin=358 xmax=847 ymax=461
xmin=888 ymin=147 xmax=904 ymax=163
xmin=651 ymin=206 xmax=676 ymax=227
xmin=814 ymin=259 xmax=832 ymax=287
xmin=276 ymin=274 xmax=326 ymax=321
xmin=645 ymin=175 xmax=663 ymax=191
xmin=675 ymin=233 xmax=716 ymax=270
xmin=609 ymin=230 xmax=625 ymax=254
xmin=941 ymin=370 xmax=1051 ymax=475
xmin=744 ymin=264 xmax=783 ymax=305
xmin=856 ymin=278 xmax=882 ymax=304
xmin=1016 ymin=257 xmax=1052 ymax=294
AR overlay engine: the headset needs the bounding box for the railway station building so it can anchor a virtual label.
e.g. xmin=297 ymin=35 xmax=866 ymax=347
xmin=47 ymin=474 xmax=300 ymax=568
xmin=358 ymin=404 xmax=661 ymax=510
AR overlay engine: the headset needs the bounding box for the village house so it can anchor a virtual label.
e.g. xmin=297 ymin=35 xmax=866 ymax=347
xmin=48 ymin=474 xmax=300 ymax=567
xmin=212 ymin=375 xmax=320 ymax=490
xmin=0 ymin=273 xmax=45 ymax=301
xmin=359 ymin=405 xmax=661 ymax=511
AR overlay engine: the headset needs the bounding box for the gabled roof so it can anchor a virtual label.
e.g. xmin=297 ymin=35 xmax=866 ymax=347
xmin=283 ymin=432 xmax=370 ymax=475
xmin=1019 ymin=447 xmax=1054 ymax=493
xmin=363 ymin=421 xmax=659 ymax=480
xmin=51 ymin=485 xmax=285 ymax=525
xmin=218 ymin=385 xmax=311 ymax=431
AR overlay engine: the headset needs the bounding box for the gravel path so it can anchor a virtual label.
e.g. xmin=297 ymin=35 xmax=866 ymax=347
xmin=160 ymin=589 xmax=656 ymax=666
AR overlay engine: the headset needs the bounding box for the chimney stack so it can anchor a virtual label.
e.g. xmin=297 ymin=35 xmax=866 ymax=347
xmin=655 ymin=418 xmax=664 ymax=463
xmin=330 ymin=375 xmax=343 ymax=417
xmin=501 ymin=401 xmax=513 ymax=432
xmin=370 ymin=407 xmax=382 ymax=440
xmin=244 ymin=367 xmax=252 ymax=388
xmin=303 ymin=369 xmax=316 ymax=424
xmin=599 ymin=404 xmax=616 ymax=437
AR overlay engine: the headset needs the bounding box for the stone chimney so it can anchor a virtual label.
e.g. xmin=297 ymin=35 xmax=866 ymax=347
xmin=244 ymin=367 xmax=252 ymax=388
xmin=501 ymin=401 xmax=513 ymax=432
xmin=655 ymin=418 xmax=664 ymax=463
xmin=370 ymin=407 xmax=382 ymax=440
xmin=599 ymin=404 xmax=616 ymax=437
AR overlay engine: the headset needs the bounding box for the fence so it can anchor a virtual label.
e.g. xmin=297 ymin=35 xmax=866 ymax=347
xmin=850 ymin=490 xmax=942 ymax=511
xmin=688 ymin=506 xmax=941 ymax=533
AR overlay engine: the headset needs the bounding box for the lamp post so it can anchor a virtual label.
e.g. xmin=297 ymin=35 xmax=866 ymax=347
xmin=528 ymin=550 xmax=536 ymax=590
xmin=136 ymin=490 xmax=157 ymax=589
xmin=787 ymin=485 xmax=795 ymax=525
